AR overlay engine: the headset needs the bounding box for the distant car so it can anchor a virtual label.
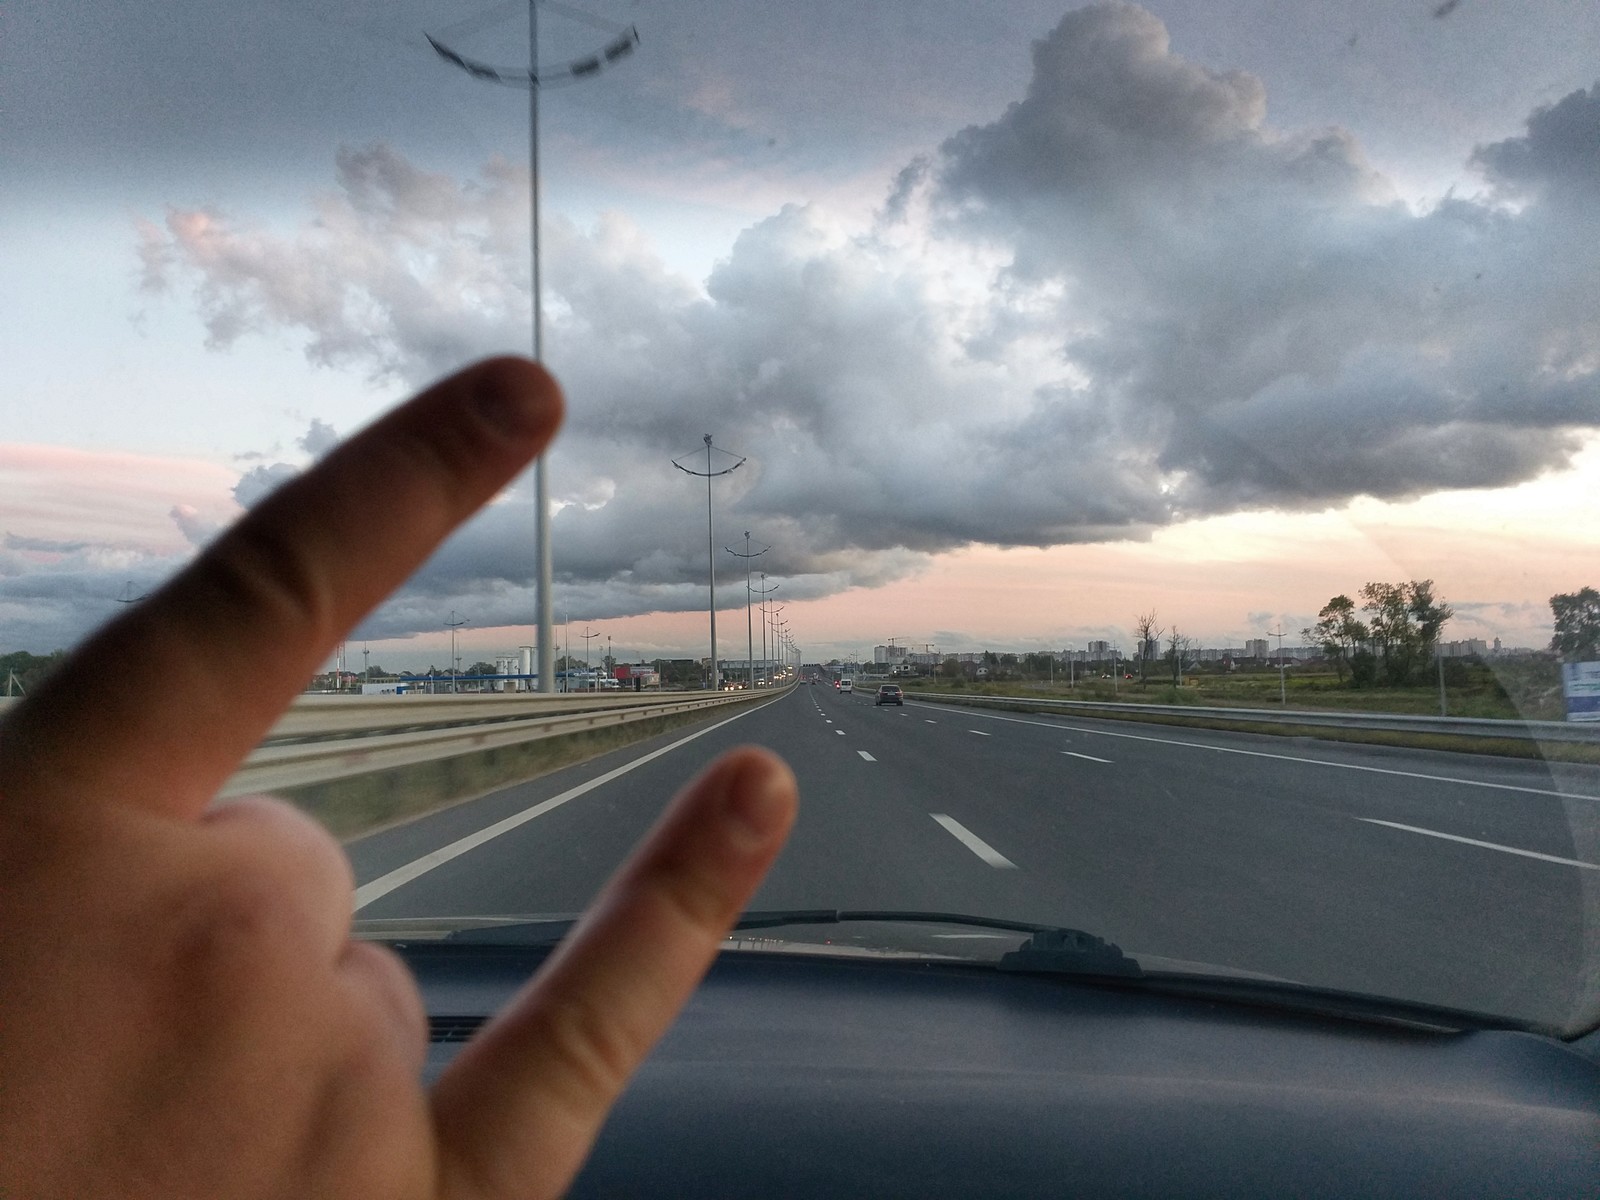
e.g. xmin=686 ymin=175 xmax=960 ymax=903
xmin=840 ymin=679 xmax=853 ymax=693
xmin=875 ymin=684 xmax=903 ymax=706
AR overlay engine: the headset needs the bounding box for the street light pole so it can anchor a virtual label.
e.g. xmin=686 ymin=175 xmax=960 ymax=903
xmin=726 ymin=531 xmax=768 ymax=690
xmin=446 ymin=610 xmax=467 ymax=695
xmin=753 ymin=573 xmax=778 ymax=684
xmin=425 ymin=6 xmax=639 ymax=695
xmin=674 ymin=435 xmax=745 ymax=691
xmin=1268 ymin=624 xmax=1287 ymax=706
xmin=580 ymin=625 xmax=600 ymax=691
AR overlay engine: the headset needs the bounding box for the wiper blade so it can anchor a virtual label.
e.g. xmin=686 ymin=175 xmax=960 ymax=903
xmin=730 ymin=909 xmax=1143 ymax=977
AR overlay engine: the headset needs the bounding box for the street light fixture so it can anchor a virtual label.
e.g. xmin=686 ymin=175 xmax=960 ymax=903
xmin=673 ymin=435 xmax=746 ymax=691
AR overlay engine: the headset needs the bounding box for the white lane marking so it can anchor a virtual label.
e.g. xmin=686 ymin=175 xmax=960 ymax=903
xmin=858 ymin=750 xmax=877 ymax=761
xmin=910 ymin=704 xmax=1598 ymax=802
xmin=925 ymin=719 xmax=937 ymax=724
xmin=836 ymin=729 xmax=846 ymax=736
xmin=1062 ymin=751 xmax=1113 ymax=763
xmin=969 ymin=730 xmax=990 ymax=736
xmin=825 ymin=719 xmax=832 ymax=724
xmin=354 ymin=699 xmax=773 ymax=910
xmin=1359 ymin=819 xmax=1600 ymax=870
xmin=931 ymin=813 xmax=1018 ymax=869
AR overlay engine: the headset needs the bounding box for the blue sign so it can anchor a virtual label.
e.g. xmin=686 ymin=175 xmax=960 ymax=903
xmin=1561 ymin=661 xmax=1600 ymax=723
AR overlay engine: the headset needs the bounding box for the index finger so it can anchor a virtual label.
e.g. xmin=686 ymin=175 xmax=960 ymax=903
xmin=0 ymin=357 xmax=563 ymax=821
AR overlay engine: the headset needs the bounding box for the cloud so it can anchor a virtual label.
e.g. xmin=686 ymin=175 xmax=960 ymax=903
xmin=123 ymin=3 xmax=1600 ymax=645
xmin=5 ymin=533 xmax=92 ymax=554
xmin=297 ymin=418 xmax=340 ymax=458
xmin=169 ymin=504 xmax=221 ymax=548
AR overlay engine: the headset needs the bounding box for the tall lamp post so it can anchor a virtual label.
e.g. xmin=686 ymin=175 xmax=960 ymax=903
xmin=580 ymin=625 xmax=600 ymax=692
xmin=726 ymin=531 xmax=768 ymax=691
xmin=753 ymin=573 xmax=778 ymax=684
xmin=426 ymin=5 xmax=640 ymax=694
xmin=446 ymin=610 xmax=467 ymax=695
xmin=674 ymin=435 xmax=745 ymax=690
xmin=1268 ymin=625 xmax=1287 ymax=706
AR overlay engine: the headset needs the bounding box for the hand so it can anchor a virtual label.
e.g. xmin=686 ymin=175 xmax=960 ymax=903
xmin=0 ymin=358 xmax=799 ymax=1199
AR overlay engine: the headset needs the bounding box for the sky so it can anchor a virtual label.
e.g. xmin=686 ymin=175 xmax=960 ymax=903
xmin=3 ymin=0 xmax=1599 ymax=671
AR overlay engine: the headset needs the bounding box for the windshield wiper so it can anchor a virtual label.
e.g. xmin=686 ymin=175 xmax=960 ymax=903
xmin=426 ymin=908 xmax=1141 ymax=977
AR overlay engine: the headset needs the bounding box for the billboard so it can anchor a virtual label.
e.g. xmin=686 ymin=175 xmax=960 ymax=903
xmin=1561 ymin=661 xmax=1600 ymax=723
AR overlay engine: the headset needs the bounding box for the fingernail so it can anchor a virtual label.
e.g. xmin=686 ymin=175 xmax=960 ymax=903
xmin=473 ymin=358 xmax=558 ymax=440
xmin=725 ymin=760 xmax=794 ymax=843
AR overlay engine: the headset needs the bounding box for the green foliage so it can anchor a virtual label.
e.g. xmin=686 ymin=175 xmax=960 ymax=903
xmin=1549 ymin=587 xmax=1600 ymax=661
xmin=0 ymin=650 xmax=68 ymax=694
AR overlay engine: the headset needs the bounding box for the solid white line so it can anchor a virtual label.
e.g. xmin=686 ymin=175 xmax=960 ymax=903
xmin=931 ymin=813 xmax=1018 ymax=869
xmin=969 ymin=730 xmax=990 ymax=736
xmin=353 ymin=699 xmax=773 ymax=910
xmin=1062 ymin=751 xmax=1113 ymax=763
xmin=909 ymin=704 xmax=1597 ymax=802
xmin=1359 ymin=819 xmax=1600 ymax=870
xmin=858 ymin=750 xmax=876 ymax=761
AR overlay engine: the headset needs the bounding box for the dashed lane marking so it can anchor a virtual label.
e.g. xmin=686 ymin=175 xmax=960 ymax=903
xmin=858 ymin=750 xmax=877 ymax=761
xmin=1062 ymin=751 xmax=1113 ymax=763
xmin=930 ymin=814 xmax=1017 ymax=869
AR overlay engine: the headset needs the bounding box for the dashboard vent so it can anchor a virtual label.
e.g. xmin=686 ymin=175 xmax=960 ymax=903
xmin=429 ymin=1015 xmax=486 ymax=1044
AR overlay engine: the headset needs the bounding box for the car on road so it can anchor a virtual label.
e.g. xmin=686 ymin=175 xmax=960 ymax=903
xmin=839 ymin=678 xmax=853 ymax=693
xmin=875 ymin=684 xmax=903 ymax=706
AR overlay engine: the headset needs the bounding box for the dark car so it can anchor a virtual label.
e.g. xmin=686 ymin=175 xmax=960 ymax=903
xmin=875 ymin=684 xmax=904 ymax=706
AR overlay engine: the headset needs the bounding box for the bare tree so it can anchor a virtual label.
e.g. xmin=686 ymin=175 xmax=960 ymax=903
xmin=1166 ymin=627 xmax=1192 ymax=684
xmin=1133 ymin=609 xmax=1164 ymax=683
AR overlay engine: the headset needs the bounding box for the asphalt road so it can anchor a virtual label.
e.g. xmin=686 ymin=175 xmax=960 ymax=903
xmin=348 ymin=683 xmax=1600 ymax=1031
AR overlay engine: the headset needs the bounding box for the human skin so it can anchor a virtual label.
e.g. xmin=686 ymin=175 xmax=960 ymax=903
xmin=0 ymin=357 xmax=798 ymax=1198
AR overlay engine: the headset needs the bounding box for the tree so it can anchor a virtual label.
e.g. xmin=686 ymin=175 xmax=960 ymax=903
xmin=466 ymin=661 xmax=497 ymax=677
xmin=1302 ymin=595 xmax=1367 ymax=684
xmin=1550 ymin=587 xmax=1600 ymax=661
xmin=1165 ymin=627 xmax=1191 ymax=684
xmin=1359 ymin=580 xmax=1453 ymax=686
xmin=1133 ymin=609 xmax=1163 ymax=683
xmin=939 ymin=656 xmax=963 ymax=679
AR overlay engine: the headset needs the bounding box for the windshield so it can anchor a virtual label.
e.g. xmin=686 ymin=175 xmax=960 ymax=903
xmin=5 ymin=0 xmax=1600 ymax=1037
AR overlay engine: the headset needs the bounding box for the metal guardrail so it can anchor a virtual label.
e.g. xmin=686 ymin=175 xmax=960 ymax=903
xmin=902 ymin=691 xmax=1600 ymax=744
xmin=216 ymin=686 xmax=789 ymax=796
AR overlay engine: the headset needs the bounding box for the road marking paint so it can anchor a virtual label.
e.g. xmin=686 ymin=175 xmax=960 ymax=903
xmin=857 ymin=750 xmax=876 ymax=761
xmin=836 ymin=729 xmax=846 ymax=736
xmin=1358 ymin=819 xmax=1600 ymax=870
xmin=931 ymin=814 xmax=1018 ymax=869
xmin=925 ymin=719 xmax=937 ymax=724
xmin=1062 ymin=751 xmax=1113 ymax=763
xmin=353 ymin=698 xmax=775 ymax=910
xmin=969 ymin=729 xmax=990 ymax=736
xmin=908 ymin=704 xmax=1598 ymax=802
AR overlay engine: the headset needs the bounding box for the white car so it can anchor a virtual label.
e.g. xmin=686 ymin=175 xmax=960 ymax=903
xmin=839 ymin=679 xmax=853 ymax=693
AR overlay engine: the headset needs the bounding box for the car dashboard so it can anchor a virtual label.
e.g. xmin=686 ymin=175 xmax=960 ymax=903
xmin=396 ymin=939 xmax=1600 ymax=1198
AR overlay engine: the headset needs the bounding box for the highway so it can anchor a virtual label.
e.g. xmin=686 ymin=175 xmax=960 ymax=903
xmin=348 ymin=683 xmax=1600 ymax=1031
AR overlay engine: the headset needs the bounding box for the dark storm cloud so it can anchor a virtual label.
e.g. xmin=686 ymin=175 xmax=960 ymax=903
xmin=118 ymin=2 xmax=1600 ymax=641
